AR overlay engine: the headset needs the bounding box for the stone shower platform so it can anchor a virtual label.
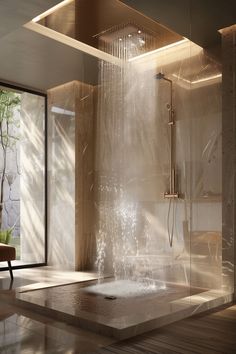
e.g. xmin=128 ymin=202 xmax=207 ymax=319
xmin=4 ymin=278 xmax=233 ymax=339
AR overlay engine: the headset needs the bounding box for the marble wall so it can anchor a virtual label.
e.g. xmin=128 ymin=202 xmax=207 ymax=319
xmin=75 ymin=81 xmax=95 ymax=270
xmin=188 ymin=46 xmax=222 ymax=290
xmin=221 ymin=25 xmax=236 ymax=296
xmin=48 ymin=81 xmax=95 ymax=270
xmin=48 ymin=82 xmax=76 ymax=269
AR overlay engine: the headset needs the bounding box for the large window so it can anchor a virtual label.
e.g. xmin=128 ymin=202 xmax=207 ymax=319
xmin=0 ymin=84 xmax=46 ymax=268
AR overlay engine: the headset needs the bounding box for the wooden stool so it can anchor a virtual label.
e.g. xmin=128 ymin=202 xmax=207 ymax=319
xmin=0 ymin=243 xmax=16 ymax=280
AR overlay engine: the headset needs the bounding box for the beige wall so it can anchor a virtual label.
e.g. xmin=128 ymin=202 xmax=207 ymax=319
xmin=75 ymin=81 xmax=95 ymax=270
xmin=47 ymin=81 xmax=95 ymax=270
xmin=20 ymin=93 xmax=45 ymax=263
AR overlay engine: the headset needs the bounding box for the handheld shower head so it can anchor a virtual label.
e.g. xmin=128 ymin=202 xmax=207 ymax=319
xmin=155 ymin=72 xmax=173 ymax=84
xmin=155 ymin=72 xmax=165 ymax=80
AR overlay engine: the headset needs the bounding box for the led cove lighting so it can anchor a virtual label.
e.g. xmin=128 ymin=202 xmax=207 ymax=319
xmin=32 ymin=0 xmax=73 ymax=23
xmin=191 ymin=73 xmax=222 ymax=84
xmin=173 ymin=73 xmax=222 ymax=84
xmin=129 ymin=38 xmax=188 ymax=62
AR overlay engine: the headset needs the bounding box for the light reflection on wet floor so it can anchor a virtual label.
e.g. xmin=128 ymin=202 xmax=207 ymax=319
xmin=0 ymin=268 xmax=115 ymax=353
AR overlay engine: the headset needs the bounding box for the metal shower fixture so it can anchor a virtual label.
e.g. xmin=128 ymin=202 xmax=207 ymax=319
xmin=155 ymin=72 xmax=179 ymax=199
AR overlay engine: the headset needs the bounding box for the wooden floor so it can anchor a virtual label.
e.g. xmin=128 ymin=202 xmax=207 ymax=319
xmin=94 ymin=303 xmax=236 ymax=354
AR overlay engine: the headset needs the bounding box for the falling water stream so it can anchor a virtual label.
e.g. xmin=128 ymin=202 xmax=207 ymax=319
xmin=93 ymin=25 xmax=168 ymax=296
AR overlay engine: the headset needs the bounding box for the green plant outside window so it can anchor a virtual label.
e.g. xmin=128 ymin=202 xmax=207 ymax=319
xmin=0 ymin=228 xmax=12 ymax=244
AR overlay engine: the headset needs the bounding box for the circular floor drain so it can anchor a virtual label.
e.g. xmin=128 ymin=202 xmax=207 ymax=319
xmin=104 ymin=295 xmax=117 ymax=300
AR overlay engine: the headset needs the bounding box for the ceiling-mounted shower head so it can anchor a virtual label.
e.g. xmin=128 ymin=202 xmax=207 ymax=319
xmin=94 ymin=23 xmax=158 ymax=43
xmin=95 ymin=24 xmax=141 ymax=43
xmin=155 ymin=72 xmax=165 ymax=80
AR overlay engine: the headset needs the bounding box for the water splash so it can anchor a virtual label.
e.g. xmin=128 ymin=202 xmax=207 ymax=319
xmin=82 ymin=279 xmax=166 ymax=298
xmin=95 ymin=25 xmax=161 ymax=289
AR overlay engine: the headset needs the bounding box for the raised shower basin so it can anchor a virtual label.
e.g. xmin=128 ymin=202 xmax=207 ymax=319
xmin=12 ymin=277 xmax=221 ymax=339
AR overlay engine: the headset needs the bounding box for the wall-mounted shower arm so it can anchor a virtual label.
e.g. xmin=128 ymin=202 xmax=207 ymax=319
xmin=155 ymin=72 xmax=178 ymax=199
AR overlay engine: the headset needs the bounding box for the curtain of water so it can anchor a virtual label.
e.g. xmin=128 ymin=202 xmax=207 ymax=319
xmin=95 ymin=26 xmax=160 ymax=287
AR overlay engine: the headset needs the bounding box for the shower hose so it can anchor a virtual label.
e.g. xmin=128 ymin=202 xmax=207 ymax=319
xmin=167 ymin=198 xmax=177 ymax=247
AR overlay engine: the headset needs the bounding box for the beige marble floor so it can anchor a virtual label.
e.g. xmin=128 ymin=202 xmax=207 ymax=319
xmin=0 ymin=266 xmax=115 ymax=353
xmin=0 ymin=302 xmax=115 ymax=353
xmin=0 ymin=266 xmax=100 ymax=291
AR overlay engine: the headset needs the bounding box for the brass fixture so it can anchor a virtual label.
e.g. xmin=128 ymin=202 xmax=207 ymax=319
xmin=155 ymin=72 xmax=179 ymax=199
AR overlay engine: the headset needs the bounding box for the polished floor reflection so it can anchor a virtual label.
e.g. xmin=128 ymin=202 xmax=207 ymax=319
xmin=0 ymin=302 xmax=115 ymax=353
xmin=0 ymin=267 xmax=115 ymax=353
xmin=0 ymin=266 xmax=100 ymax=292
